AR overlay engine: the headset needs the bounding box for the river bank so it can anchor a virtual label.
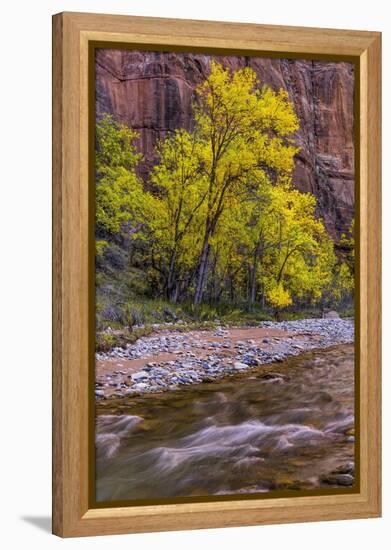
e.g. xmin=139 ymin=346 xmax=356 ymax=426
xmin=95 ymin=318 xmax=354 ymax=400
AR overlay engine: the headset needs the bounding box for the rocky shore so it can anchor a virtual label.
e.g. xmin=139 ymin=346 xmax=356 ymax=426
xmin=95 ymin=318 xmax=354 ymax=400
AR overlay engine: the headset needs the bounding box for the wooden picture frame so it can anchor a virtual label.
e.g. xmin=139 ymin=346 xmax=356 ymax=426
xmin=52 ymin=11 xmax=381 ymax=538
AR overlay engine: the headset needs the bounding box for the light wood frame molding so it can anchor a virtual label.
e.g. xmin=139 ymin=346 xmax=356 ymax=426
xmin=52 ymin=11 xmax=381 ymax=538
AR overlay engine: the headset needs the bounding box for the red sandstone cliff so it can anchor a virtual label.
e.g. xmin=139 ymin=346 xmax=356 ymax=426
xmin=96 ymin=49 xmax=355 ymax=239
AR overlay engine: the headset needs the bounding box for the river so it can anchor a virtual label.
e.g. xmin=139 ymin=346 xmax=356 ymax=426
xmin=95 ymin=344 xmax=355 ymax=502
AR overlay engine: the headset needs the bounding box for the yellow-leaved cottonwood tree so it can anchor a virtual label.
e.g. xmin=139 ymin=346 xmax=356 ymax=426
xmin=95 ymin=62 xmax=353 ymax=315
xmin=191 ymin=62 xmax=300 ymax=304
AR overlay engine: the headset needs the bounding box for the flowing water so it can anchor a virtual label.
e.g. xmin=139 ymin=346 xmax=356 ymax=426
xmin=96 ymin=344 xmax=355 ymax=502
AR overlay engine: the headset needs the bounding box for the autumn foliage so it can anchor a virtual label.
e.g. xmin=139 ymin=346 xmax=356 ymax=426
xmin=96 ymin=62 xmax=353 ymax=315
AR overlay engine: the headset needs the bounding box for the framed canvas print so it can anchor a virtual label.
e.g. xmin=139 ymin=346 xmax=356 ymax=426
xmin=52 ymin=12 xmax=381 ymax=537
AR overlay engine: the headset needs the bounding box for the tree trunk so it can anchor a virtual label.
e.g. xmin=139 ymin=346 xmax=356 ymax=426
xmin=209 ymin=251 xmax=219 ymax=303
xmin=250 ymin=251 xmax=258 ymax=306
xmin=194 ymin=235 xmax=210 ymax=305
xmin=171 ymin=283 xmax=179 ymax=304
xmin=167 ymin=250 xmax=177 ymax=302
xmin=229 ymin=276 xmax=235 ymax=303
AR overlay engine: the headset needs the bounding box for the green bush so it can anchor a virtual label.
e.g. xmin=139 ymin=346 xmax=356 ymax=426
xmin=96 ymin=332 xmax=121 ymax=352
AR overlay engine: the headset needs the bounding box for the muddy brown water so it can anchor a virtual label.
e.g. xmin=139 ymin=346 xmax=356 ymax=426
xmin=95 ymin=344 xmax=354 ymax=502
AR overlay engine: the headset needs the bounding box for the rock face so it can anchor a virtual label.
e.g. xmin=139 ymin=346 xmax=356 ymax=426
xmin=96 ymin=49 xmax=355 ymax=239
